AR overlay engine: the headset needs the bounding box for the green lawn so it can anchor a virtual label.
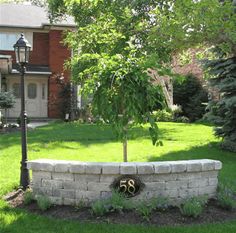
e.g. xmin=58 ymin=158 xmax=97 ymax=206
xmin=0 ymin=121 xmax=236 ymax=232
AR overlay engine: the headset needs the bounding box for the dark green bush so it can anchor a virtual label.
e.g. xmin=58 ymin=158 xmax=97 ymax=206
xmin=173 ymin=74 xmax=208 ymax=122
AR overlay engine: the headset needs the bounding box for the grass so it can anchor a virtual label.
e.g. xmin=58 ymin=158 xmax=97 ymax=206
xmin=0 ymin=121 xmax=236 ymax=232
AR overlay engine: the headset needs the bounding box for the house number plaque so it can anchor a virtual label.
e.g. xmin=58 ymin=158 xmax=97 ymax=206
xmin=111 ymin=175 xmax=143 ymax=197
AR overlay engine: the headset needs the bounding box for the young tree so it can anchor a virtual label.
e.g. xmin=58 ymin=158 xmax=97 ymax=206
xmin=48 ymin=0 xmax=167 ymax=162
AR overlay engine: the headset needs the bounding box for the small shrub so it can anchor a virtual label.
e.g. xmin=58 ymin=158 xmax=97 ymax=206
xmin=23 ymin=189 xmax=34 ymax=205
xmin=153 ymin=110 xmax=173 ymax=122
xmin=180 ymin=196 xmax=208 ymax=218
xmin=36 ymin=196 xmax=52 ymax=211
xmin=91 ymin=199 xmax=109 ymax=216
xmin=108 ymin=190 xmax=132 ymax=212
xmin=217 ymin=183 xmax=236 ymax=210
xmin=135 ymin=199 xmax=156 ymax=221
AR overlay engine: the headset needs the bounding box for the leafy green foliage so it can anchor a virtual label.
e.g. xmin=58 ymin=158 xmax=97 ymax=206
xmin=153 ymin=110 xmax=173 ymax=122
xmin=91 ymin=199 xmax=109 ymax=216
xmin=48 ymin=0 xmax=170 ymax=161
xmin=108 ymin=190 xmax=133 ymax=212
xmin=204 ymin=57 xmax=236 ymax=152
xmin=135 ymin=199 xmax=157 ymax=221
xmin=173 ymin=74 xmax=208 ymax=122
xmin=217 ymin=182 xmax=236 ymax=210
xmin=0 ymin=92 xmax=15 ymax=109
xmin=36 ymin=196 xmax=52 ymax=211
xmin=180 ymin=196 xmax=208 ymax=218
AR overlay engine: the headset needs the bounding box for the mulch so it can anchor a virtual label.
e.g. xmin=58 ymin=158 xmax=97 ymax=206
xmin=4 ymin=189 xmax=236 ymax=226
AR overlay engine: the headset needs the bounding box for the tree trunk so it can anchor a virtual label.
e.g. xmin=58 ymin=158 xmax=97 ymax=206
xmin=123 ymin=138 xmax=128 ymax=162
xmin=122 ymin=125 xmax=128 ymax=162
xmin=4 ymin=109 xmax=7 ymax=126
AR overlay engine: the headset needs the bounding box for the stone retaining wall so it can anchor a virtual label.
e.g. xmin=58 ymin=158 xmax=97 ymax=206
xmin=27 ymin=159 xmax=222 ymax=206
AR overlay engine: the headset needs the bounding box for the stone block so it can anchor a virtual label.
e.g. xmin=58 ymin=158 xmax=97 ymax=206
xmin=85 ymin=163 xmax=102 ymax=174
xmin=120 ymin=163 xmax=137 ymax=174
xmin=199 ymin=186 xmax=217 ymax=196
xmin=198 ymin=178 xmax=209 ymax=187
xmin=102 ymin=163 xmax=120 ymax=174
xmin=32 ymin=171 xmax=52 ymax=179
xmin=214 ymin=161 xmax=222 ymax=170
xmin=70 ymin=163 xmax=86 ymax=174
xmin=163 ymin=189 xmax=179 ymax=198
xmin=100 ymin=175 xmax=118 ymax=183
xmin=42 ymin=179 xmax=63 ymax=189
xmin=177 ymin=172 xmax=201 ymax=180
xmin=74 ymin=174 xmax=100 ymax=182
xmin=63 ymin=198 xmax=75 ymax=206
xmin=52 ymin=188 xmax=61 ymax=197
xmin=48 ymin=196 xmax=63 ymax=205
xmin=186 ymin=161 xmax=202 ymax=172
xmin=54 ymin=163 xmax=70 ymax=173
xmin=52 ymin=172 xmax=74 ymax=181
xmin=188 ymin=179 xmax=200 ymax=188
xmin=201 ymin=160 xmax=215 ymax=171
xmin=100 ymin=191 xmax=112 ymax=199
xmin=60 ymin=189 xmax=75 ymax=199
xmin=32 ymin=177 xmax=42 ymax=187
xmin=166 ymin=180 xmax=188 ymax=190
xmin=33 ymin=187 xmax=52 ymax=196
xmin=87 ymin=182 xmax=111 ymax=192
xmin=27 ymin=160 xmax=54 ymax=172
xmin=63 ymin=181 xmax=87 ymax=190
xmin=75 ymin=190 xmax=100 ymax=201
xmin=153 ymin=163 xmax=171 ymax=174
xmin=201 ymin=171 xmax=218 ymax=178
xmin=144 ymin=182 xmax=166 ymax=191
xmin=137 ymin=163 xmax=154 ymax=174
xmin=209 ymin=178 xmax=218 ymax=186
xmin=171 ymin=162 xmax=187 ymax=173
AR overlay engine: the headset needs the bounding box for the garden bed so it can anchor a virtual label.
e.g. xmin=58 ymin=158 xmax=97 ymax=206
xmin=5 ymin=189 xmax=236 ymax=226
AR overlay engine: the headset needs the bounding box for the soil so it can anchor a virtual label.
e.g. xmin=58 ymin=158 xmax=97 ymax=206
xmin=4 ymin=190 xmax=236 ymax=226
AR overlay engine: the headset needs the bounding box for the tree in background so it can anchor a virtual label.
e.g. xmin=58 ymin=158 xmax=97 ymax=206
xmin=204 ymin=57 xmax=236 ymax=152
xmin=0 ymin=92 xmax=15 ymax=125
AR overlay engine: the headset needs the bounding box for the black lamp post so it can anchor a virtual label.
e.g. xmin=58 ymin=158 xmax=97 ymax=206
xmin=13 ymin=33 xmax=31 ymax=190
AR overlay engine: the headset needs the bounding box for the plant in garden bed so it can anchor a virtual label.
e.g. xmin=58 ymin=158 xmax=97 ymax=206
xmin=135 ymin=199 xmax=157 ymax=221
xmin=36 ymin=196 xmax=52 ymax=211
xmin=179 ymin=196 xmax=208 ymax=218
xmin=108 ymin=190 xmax=133 ymax=213
xmin=217 ymin=182 xmax=236 ymax=211
xmin=91 ymin=199 xmax=110 ymax=217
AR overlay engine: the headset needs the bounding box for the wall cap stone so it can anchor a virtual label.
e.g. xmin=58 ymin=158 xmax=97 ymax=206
xmin=27 ymin=159 xmax=222 ymax=175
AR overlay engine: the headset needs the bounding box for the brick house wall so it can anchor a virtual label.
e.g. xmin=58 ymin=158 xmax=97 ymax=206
xmin=48 ymin=30 xmax=71 ymax=118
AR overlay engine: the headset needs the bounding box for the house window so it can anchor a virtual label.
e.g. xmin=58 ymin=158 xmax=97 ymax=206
xmin=12 ymin=83 xmax=21 ymax=98
xmin=0 ymin=32 xmax=33 ymax=51
xmin=28 ymin=83 xmax=37 ymax=99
